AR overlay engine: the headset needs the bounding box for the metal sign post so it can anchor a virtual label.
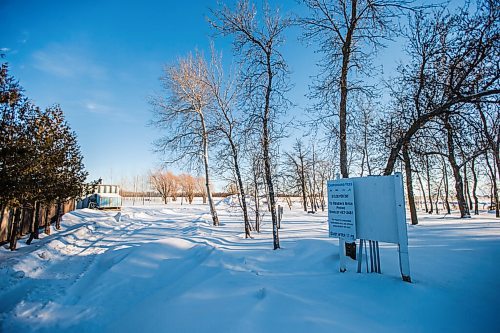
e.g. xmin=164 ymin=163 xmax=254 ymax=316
xmin=394 ymin=173 xmax=411 ymax=282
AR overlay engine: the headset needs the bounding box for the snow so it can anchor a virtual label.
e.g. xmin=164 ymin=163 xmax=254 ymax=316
xmin=1 ymin=199 xmax=499 ymax=332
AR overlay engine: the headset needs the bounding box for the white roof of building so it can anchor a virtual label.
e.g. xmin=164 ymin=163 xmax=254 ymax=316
xmin=96 ymin=193 xmax=122 ymax=198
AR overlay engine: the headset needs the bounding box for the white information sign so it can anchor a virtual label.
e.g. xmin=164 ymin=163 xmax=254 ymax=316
xmin=328 ymin=180 xmax=356 ymax=241
xmin=327 ymin=173 xmax=411 ymax=282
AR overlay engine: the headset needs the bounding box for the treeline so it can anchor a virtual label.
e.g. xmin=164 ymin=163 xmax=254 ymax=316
xmin=151 ymin=0 xmax=498 ymax=248
xmin=0 ymin=64 xmax=87 ymax=250
xmin=149 ymin=171 xmax=209 ymax=204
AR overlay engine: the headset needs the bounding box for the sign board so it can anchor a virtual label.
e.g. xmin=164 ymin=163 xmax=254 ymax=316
xmin=353 ymin=175 xmax=402 ymax=243
xmin=327 ymin=173 xmax=411 ymax=282
xmin=328 ymin=180 xmax=356 ymax=241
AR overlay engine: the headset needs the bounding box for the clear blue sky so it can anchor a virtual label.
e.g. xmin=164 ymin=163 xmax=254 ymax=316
xmin=2 ymin=0 xmax=407 ymax=187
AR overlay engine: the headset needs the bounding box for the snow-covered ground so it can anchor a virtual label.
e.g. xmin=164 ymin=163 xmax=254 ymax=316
xmin=1 ymin=199 xmax=499 ymax=332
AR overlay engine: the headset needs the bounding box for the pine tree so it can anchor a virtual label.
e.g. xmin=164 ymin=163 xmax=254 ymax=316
xmin=1 ymin=63 xmax=87 ymax=249
xmin=0 ymin=64 xmax=38 ymax=249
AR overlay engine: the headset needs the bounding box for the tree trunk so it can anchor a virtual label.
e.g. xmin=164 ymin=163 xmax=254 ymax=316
xmin=471 ymin=157 xmax=479 ymax=215
xmin=263 ymin=172 xmax=271 ymax=213
xmin=338 ymin=3 xmax=357 ymax=257
xmin=9 ymin=207 xmax=22 ymax=251
xmin=463 ymin=163 xmax=473 ymax=211
xmin=477 ymin=104 xmax=499 ymax=217
xmin=339 ymin=0 xmax=356 ymax=180
xmin=230 ymin=140 xmax=251 ymax=238
xmin=435 ymin=177 xmax=442 ymax=215
xmin=426 ymin=155 xmax=433 ymax=214
xmin=308 ymin=177 xmax=315 ymax=212
xmin=442 ymin=158 xmax=451 ymax=214
xmin=253 ymin=165 xmax=260 ymax=233
xmin=55 ymin=202 xmax=62 ymax=230
xmin=0 ymin=203 xmax=5 ymax=238
xmin=263 ymin=117 xmax=279 ymax=249
xmin=300 ymin=156 xmax=308 ymax=212
xmin=444 ymin=116 xmax=470 ymax=218
xmin=319 ymin=178 xmax=326 ymax=211
xmin=27 ymin=201 xmax=41 ymax=245
xmin=200 ymin=114 xmax=219 ymax=226
xmin=264 ymin=53 xmax=279 ymax=250
xmin=44 ymin=206 xmax=51 ymax=235
xmin=35 ymin=204 xmax=43 ymax=239
xmin=364 ymin=133 xmax=372 ymax=176
xmin=311 ymin=146 xmax=318 ymax=210
xmin=416 ymin=170 xmax=428 ymax=213
xmin=485 ymin=152 xmax=499 ymax=217
xmin=360 ymin=148 xmax=366 ymax=177
xmin=494 ymin=153 xmax=499 ymax=218
xmin=6 ymin=208 xmax=14 ymax=237
xmin=402 ymin=144 xmax=418 ymax=225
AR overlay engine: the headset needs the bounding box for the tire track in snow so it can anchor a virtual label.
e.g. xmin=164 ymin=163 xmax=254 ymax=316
xmin=0 ymin=211 xmax=151 ymax=330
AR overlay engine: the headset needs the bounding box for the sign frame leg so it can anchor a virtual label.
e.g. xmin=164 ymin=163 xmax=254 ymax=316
xmin=339 ymin=239 xmax=347 ymax=272
xmin=357 ymin=239 xmax=363 ymax=273
xmin=394 ymin=173 xmax=412 ymax=283
xmin=398 ymin=243 xmax=411 ymax=282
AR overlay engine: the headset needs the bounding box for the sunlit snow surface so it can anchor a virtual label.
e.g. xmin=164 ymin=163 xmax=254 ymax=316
xmin=1 ymin=198 xmax=499 ymax=332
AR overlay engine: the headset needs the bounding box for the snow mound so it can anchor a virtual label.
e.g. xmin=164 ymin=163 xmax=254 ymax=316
xmin=217 ymin=195 xmax=257 ymax=212
xmin=218 ymin=194 xmax=240 ymax=207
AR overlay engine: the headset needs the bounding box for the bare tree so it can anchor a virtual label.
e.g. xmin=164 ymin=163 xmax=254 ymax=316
xmin=383 ymin=2 xmax=499 ymax=176
xmin=151 ymin=52 xmax=219 ymax=225
xmin=299 ymin=0 xmax=412 ymax=258
xmin=204 ymin=46 xmax=252 ymax=238
xmin=442 ymin=114 xmax=471 ymax=217
xmin=350 ymin=97 xmax=380 ymax=176
xmin=473 ymin=102 xmax=499 ymax=217
xmin=150 ymin=170 xmax=177 ymax=204
xmin=178 ymin=173 xmax=196 ymax=204
xmin=210 ymin=0 xmax=291 ymax=249
xmin=315 ymin=159 xmax=335 ymax=211
xmin=195 ymin=176 xmax=207 ymax=204
xmin=285 ymin=139 xmax=309 ymax=212
xmin=300 ymin=0 xmax=411 ymax=178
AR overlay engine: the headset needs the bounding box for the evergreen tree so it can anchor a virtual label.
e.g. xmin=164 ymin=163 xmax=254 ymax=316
xmin=1 ymin=63 xmax=87 ymax=249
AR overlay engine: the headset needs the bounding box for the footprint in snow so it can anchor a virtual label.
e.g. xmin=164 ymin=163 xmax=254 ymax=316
xmin=12 ymin=270 xmax=25 ymax=279
xmin=37 ymin=251 xmax=49 ymax=260
xmin=255 ymin=287 xmax=266 ymax=300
